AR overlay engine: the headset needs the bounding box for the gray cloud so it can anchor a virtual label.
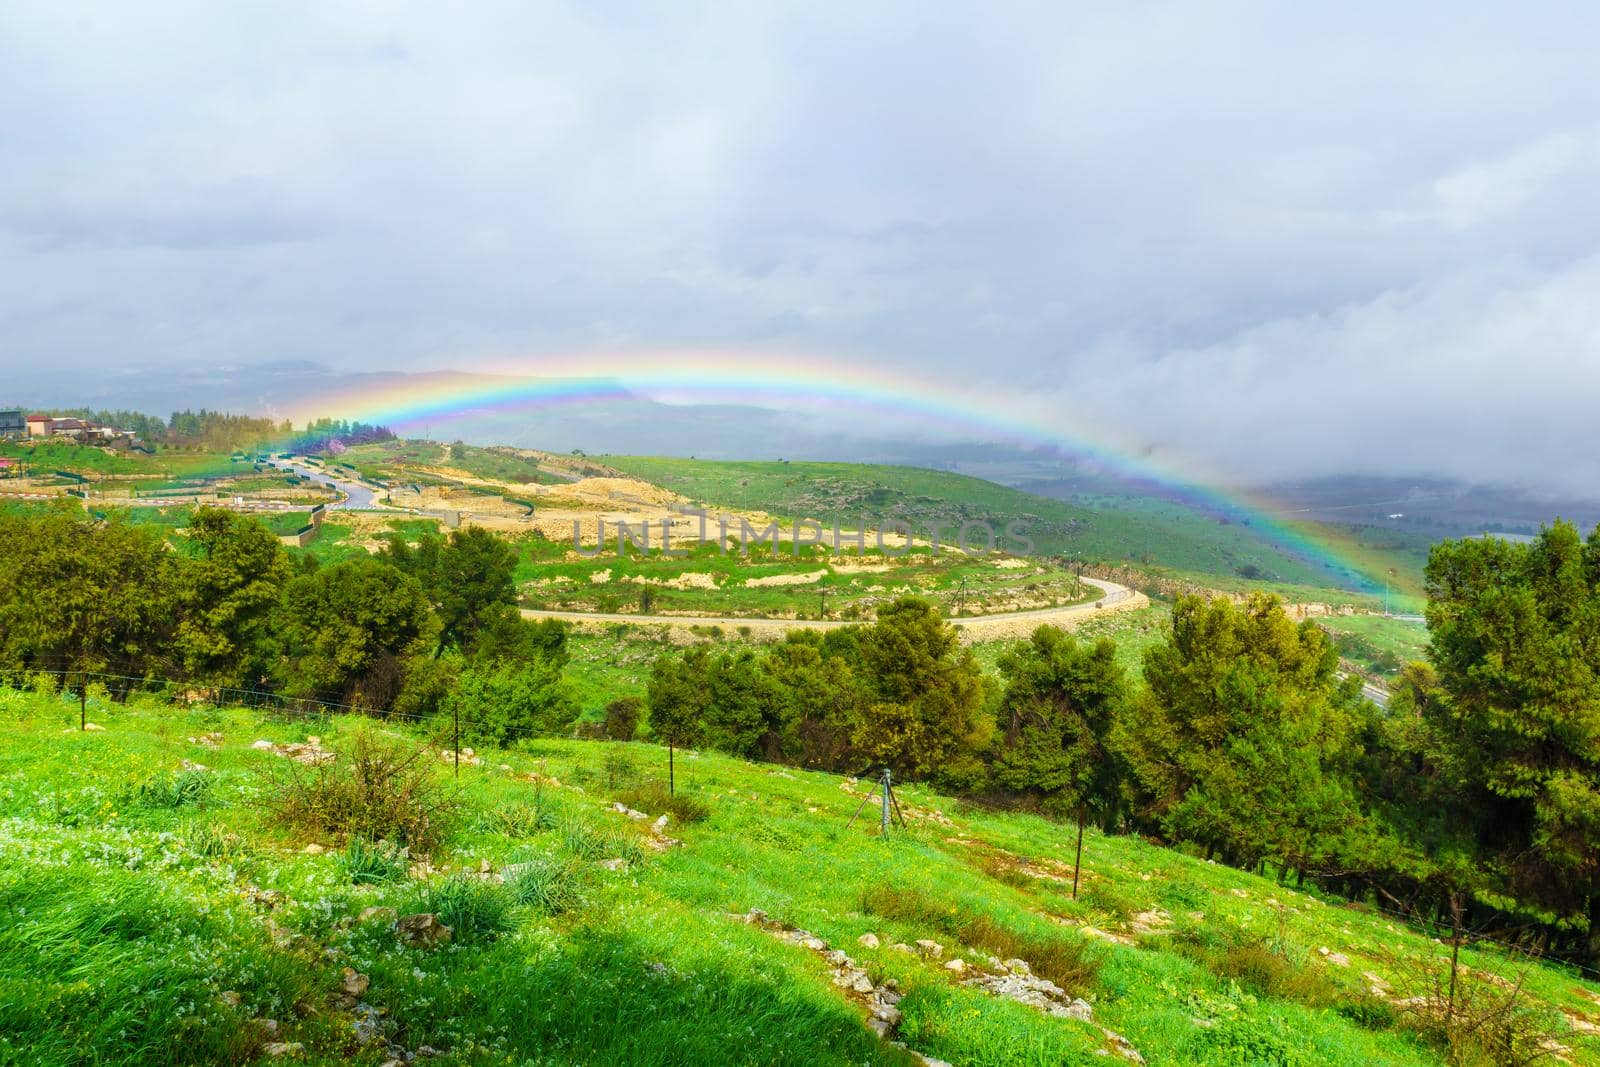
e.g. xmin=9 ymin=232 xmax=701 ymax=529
xmin=1 ymin=2 xmax=1597 ymax=491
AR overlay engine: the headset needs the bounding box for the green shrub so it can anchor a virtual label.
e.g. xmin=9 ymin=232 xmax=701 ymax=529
xmin=602 ymin=697 xmax=643 ymax=741
xmin=472 ymin=798 xmax=563 ymax=837
xmin=613 ymin=782 xmax=709 ymax=824
xmin=129 ymin=769 xmax=212 ymax=809
xmin=417 ymin=876 xmax=512 ymax=941
xmin=1196 ymin=1014 xmax=1310 ymax=1066
xmin=447 ymin=660 xmax=578 ymax=748
xmin=336 ymin=838 xmax=408 ymax=884
xmin=506 ymin=857 xmax=587 ymax=915
xmin=265 ymin=730 xmax=454 ymax=852
xmin=181 ymin=822 xmax=247 ymax=859
xmin=603 ymin=744 xmax=639 ymax=789
xmin=560 ymin=818 xmax=644 ymax=866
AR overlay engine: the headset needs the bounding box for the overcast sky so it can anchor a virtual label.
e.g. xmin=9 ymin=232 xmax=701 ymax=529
xmin=3 ymin=2 xmax=1597 ymax=491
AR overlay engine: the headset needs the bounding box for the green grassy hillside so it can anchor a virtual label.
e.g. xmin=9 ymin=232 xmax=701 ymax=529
xmin=4 ymin=690 xmax=1595 ymax=1066
xmin=604 ymin=457 xmax=1375 ymax=595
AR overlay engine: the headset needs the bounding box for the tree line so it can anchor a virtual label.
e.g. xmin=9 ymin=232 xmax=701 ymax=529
xmin=641 ymin=520 xmax=1600 ymax=967
xmin=1 ymin=501 xmax=1596 ymax=964
xmin=0 ymin=503 xmax=575 ymax=749
xmin=25 ymin=408 xmax=396 ymax=454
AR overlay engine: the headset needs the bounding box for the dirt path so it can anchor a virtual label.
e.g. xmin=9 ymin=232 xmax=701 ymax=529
xmin=520 ymin=577 xmax=1148 ymax=640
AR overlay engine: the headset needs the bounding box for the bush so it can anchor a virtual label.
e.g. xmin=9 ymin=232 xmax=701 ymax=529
xmin=471 ymin=798 xmax=563 ymax=838
xmin=181 ymin=822 xmax=247 ymax=858
xmin=506 ymin=857 xmax=586 ymax=915
xmin=264 ymin=730 xmax=454 ymax=853
xmin=560 ymin=817 xmax=644 ymax=866
xmin=602 ymin=697 xmax=643 ymax=741
xmin=336 ymin=838 xmax=408 ymax=884
xmin=446 ymin=660 xmax=578 ymax=748
xmin=613 ymin=782 xmax=710 ymax=825
xmin=603 ymin=745 xmax=639 ymax=789
xmin=417 ymin=876 xmax=512 ymax=942
xmin=129 ymin=769 xmax=212 ymax=810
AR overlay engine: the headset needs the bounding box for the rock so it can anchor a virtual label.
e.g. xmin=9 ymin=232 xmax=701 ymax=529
xmin=351 ymin=1003 xmax=384 ymax=1045
xmin=599 ymin=858 xmax=628 ymax=871
xmin=851 ymin=974 xmax=875 ymax=994
xmin=800 ymin=936 xmax=827 ymax=951
xmin=359 ymin=906 xmax=398 ymax=926
xmin=253 ymin=1018 xmax=280 ymax=1036
xmin=743 ymin=908 xmax=767 ymax=925
xmin=218 ymin=991 xmax=241 ymax=1007
xmin=824 ymin=949 xmax=850 ymax=965
xmin=262 ymin=1043 xmax=304 ymax=1058
xmin=1101 ymin=1027 xmax=1144 ymax=1063
xmin=179 ymin=759 xmax=209 ymax=772
xmin=653 ymin=814 xmax=670 ymax=833
xmin=944 ymin=958 xmax=967 ymax=973
xmin=891 ymin=942 xmax=915 ymax=954
xmin=341 ymin=968 xmax=370 ymax=997
xmin=252 ymin=739 xmax=275 ymax=750
xmin=396 ymin=913 xmax=453 ymax=948
xmin=964 ymin=972 xmax=1091 ymax=1021
xmin=1004 ymin=958 xmax=1031 ymax=974
xmin=302 ymin=843 xmax=326 ymax=855
xmin=83 ymin=722 xmax=105 ymax=732
xmin=914 ymin=939 xmax=944 ymax=958
xmin=188 ymin=732 xmax=225 ymax=748
xmin=1315 ymin=947 xmax=1351 ymax=967
xmin=858 ymin=933 xmax=880 ymax=949
xmin=868 ymin=1018 xmax=892 ymax=1038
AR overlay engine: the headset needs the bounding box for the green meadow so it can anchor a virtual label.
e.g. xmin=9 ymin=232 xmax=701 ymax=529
xmin=3 ymin=689 xmax=1595 ymax=1066
xmin=602 ymin=457 xmax=1408 ymax=597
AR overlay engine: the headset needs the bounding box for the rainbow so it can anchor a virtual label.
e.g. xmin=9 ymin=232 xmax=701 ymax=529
xmin=287 ymin=349 xmax=1380 ymax=592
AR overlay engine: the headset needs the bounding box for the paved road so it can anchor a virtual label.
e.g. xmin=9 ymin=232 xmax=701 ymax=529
xmin=520 ymin=575 xmax=1147 ymax=636
xmin=271 ymin=460 xmax=386 ymax=509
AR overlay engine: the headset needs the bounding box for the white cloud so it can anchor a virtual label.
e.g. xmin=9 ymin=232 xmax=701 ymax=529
xmin=1 ymin=1 xmax=1598 ymax=492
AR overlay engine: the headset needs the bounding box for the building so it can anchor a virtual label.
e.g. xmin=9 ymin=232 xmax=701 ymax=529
xmin=0 ymin=409 xmax=24 ymax=438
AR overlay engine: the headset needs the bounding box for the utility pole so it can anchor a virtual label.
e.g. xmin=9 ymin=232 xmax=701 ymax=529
xmin=955 ymin=578 xmax=967 ymax=616
xmin=453 ymin=705 xmax=460 ymax=778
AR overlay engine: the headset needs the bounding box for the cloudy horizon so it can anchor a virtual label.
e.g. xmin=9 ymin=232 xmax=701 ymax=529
xmin=4 ymin=3 xmax=1597 ymax=493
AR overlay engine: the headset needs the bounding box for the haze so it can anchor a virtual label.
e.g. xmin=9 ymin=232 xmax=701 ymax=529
xmin=3 ymin=3 xmax=1597 ymax=493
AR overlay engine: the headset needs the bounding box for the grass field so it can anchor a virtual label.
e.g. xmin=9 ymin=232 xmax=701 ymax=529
xmin=604 ymin=457 xmax=1391 ymax=596
xmin=3 ymin=690 xmax=1596 ymax=1066
xmin=511 ymin=536 xmax=1101 ymax=621
xmin=1315 ymin=615 xmax=1432 ymax=678
xmin=337 ymin=441 xmax=567 ymax=487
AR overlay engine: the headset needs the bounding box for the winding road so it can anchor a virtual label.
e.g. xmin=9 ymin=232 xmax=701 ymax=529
xmin=520 ymin=575 xmax=1148 ymax=638
xmin=271 ymin=459 xmax=388 ymax=509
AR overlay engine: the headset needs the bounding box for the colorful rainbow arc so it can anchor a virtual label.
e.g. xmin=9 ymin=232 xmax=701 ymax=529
xmin=287 ymin=350 xmax=1377 ymax=591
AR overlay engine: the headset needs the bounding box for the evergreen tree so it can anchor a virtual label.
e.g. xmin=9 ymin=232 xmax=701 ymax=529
xmin=1423 ymin=521 xmax=1600 ymax=953
xmin=173 ymin=508 xmax=292 ymax=689
xmin=992 ymin=626 xmax=1126 ymax=821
